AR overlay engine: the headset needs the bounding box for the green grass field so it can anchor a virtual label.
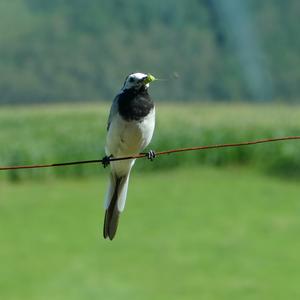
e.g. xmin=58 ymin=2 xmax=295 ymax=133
xmin=1 ymin=166 xmax=300 ymax=300
xmin=0 ymin=103 xmax=300 ymax=180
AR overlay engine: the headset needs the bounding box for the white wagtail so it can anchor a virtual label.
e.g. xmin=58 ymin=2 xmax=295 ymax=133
xmin=102 ymin=72 xmax=156 ymax=240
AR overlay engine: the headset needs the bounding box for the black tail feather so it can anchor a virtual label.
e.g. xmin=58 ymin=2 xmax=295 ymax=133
xmin=103 ymin=177 xmax=121 ymax=240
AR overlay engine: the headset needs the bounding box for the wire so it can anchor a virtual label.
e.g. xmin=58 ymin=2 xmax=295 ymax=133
xmin=0 ymin=136 xmax=299 ymax=171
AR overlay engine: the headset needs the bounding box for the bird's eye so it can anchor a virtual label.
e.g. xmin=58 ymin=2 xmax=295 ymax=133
xmin=129 ymin=77 xmax=134 ymax=83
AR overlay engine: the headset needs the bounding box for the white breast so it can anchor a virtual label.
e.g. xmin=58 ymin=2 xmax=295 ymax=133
xmin=105 ymin=108 xmax=155 ymax=175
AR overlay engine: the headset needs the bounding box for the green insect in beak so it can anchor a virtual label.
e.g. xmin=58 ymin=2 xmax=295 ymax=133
xmin=143 ymin=74 xmax=156 ymax=84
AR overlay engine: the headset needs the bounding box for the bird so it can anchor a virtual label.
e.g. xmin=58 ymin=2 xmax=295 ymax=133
xmin=102 ymin=72 xmax=156 ymax=240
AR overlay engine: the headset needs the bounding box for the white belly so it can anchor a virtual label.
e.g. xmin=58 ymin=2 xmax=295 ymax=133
xmin=105 ymin=108 xmax=155 ymax=175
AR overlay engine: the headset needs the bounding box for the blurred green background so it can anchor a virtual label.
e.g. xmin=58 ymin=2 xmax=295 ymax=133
xmin=0 ymin=0 xmax=300 ymax=103
xmin=1 ymin=1 xmax=300 ymax=299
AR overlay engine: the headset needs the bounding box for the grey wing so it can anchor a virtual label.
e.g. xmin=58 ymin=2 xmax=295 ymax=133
xmin=107 ymin=95 xmax=119 ymax=131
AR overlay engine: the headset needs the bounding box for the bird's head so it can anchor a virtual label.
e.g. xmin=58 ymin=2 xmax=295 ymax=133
xmin=122 ymin=72 xmax=156 ymax=91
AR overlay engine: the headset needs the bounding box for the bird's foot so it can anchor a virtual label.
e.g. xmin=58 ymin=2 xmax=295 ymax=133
xmin=146 ymin=150 xmax=156 ymax=161
xmin=101 ymin=155 xmax=112 ymax=168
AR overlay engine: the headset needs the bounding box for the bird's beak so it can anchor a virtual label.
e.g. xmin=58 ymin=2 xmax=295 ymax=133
xmin=143 ymin=74 xmax=156 ymax=85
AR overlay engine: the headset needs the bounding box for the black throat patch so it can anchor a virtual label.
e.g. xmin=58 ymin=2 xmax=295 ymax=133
xmin=118 ymin=87 xmax=154 ymax=121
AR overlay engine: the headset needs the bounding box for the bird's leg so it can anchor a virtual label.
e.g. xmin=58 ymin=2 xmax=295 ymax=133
xmin=146 ymin=150 xmax=156 ymax=161
xmin=101 ymin=155 xmax=113 ymax=168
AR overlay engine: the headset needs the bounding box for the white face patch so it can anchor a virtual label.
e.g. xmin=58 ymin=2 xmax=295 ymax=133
xmin=122 ymin=72 xmax=148 ymax=90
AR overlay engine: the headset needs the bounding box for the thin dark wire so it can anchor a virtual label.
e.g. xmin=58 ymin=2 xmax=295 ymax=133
xmin=0 ymin=136 xmax=299 ymax=171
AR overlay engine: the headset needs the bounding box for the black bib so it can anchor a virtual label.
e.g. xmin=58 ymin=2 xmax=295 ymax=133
xmin=118 ymin=87 xmax=154 ymax=121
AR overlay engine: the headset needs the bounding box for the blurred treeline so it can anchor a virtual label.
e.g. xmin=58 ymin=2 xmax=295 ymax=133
xmin=0 ymin=0 xmax=299 ymax=104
